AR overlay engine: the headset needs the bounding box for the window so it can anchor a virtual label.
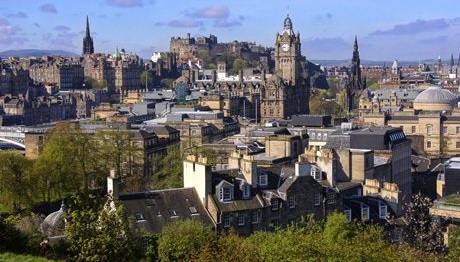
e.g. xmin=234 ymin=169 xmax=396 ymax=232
xmin=168 ymin=209 xmax=178 ymax=217
xmin=251 ymin=210 xmax=260 ymax=224
xmin=219 ymin=187 xmax=233 ymax=202
xmin=456 ymin=141 xmax=460 ymax=149
xmin=135 ymin=213 xmax=145 ymax=221
xmin=456 ymin=126 xmax=460 ymax=134
xmin=443 ymin=126 xmax=448 ymax=134
xmin=427 ymin=125 xmax=433 ymax=135
xmin=237 ymin=212 xmax=245 ymax=226
xmin=189 ymin=206 xmax=198 ymax=215
xmin=411 ymin=126 xmax=416 ymax=134
xmin=258 ymin=174 xmax=268 ymax=186
xmin=288 ymin=195 xmax=296 ymax=209
xmin=314 ymin=193 xmax=321 ymax=206
xmin=427 ymin=141 xmax=432 ymax=148
xmin=271 ymin=198 xmax=279 ymax=211
xmin=361 ymin=207 xmax=369 ymax=221
xmin=323 ymin=133 xmax=328 ymax=141
xmin=344 ymin=209 xmax=352 ymax=222
xmin=242 ymin=184 xmax=250 ymax=199
xmin=379 ymin=204 xmax=388 ymax=219
xmin=327 ymin=192 xmax=335 ymax=205
xmin=311 ymin=167 xmax=321 ymax=180
xmin=317 ymin=133 xmax=322 ymax=140
xmin=223 ymin=213 xmax=230 ymax=228
xmin=270 ymin=219 xmax=279 ymax=228
xmin=310 ymin=132 xmax=316 ymax=140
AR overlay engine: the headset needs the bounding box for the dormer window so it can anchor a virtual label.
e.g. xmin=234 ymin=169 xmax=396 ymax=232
xmin=242 ymin=184 xmax=250 ymax=199
xmin=271 ymin=198 xmax=279 ymax=211
xmin=258 ymin=174 xmax=268 ymax=187
xmin=361 ymin=205 xmax=369 ymax=221
xmin=344 ymin=209 xmax=352 ymax=222
xmin=288 ymin=195 xmax=296 ymax=209
xmin=219 ymin=187 xmax=233 ymax=202
xmin=310 ymin=166 xmax=321 ymax=180
xmin=379 ymin=203 xmax=387 ymax=219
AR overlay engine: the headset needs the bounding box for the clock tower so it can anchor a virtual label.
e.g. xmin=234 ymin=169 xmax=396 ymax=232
xmin=260 ymin=14 xmax=309 ymax=123
xmin=274 ymin=14 xmax=301 ymax=85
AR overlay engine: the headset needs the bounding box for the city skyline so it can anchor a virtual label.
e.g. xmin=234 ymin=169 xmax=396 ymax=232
xmin=1 ymin=0 xmax=460 ymax=61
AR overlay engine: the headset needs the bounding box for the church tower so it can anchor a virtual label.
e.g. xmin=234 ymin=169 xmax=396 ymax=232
xmin=83 ymin=16 xmax=94 ymax=55
xmin=274 ymin=14 xmax=301 ymax=85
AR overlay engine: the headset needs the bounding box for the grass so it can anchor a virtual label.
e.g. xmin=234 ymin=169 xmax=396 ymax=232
xmin=0 ymin=252 xmax=57 ymax=262
xmin=445 ymin=194 xmax=460 ymax=205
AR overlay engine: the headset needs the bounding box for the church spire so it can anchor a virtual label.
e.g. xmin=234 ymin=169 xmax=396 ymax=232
xmin=85 ymin=16 xmax=90 ymax=37
xmin=83 ymin=16 xmax=94 ymax=55
xmin=354 ymin=35 xmax=358 ymax=51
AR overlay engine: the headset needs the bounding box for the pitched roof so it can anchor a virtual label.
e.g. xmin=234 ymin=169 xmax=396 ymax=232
xmin=119 ymin=187 xmax=213 ymax=233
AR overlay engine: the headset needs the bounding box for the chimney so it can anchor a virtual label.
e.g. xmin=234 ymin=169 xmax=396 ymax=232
xmin=107 ymin=169 xmax=120 ymax=199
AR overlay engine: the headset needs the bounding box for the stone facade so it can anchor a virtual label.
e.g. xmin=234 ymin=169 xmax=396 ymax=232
xmin=29 ymin=56 xmax=84 ymax=90
xmin=183 ymin=154 xmax=340 ymax=235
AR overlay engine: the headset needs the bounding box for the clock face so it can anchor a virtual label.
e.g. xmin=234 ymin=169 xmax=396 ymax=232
xmin=281 ymin=43 xmax=289 ymax=51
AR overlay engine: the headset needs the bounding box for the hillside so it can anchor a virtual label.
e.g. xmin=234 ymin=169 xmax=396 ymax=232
xmin=0 ymin=49 xmax=78 ymax=58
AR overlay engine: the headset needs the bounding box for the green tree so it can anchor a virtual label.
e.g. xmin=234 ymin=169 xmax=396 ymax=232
xmin=152 ymin=145 xmax=183 ymax=189
xmin=0 ymin=151 xmax=33 ymax=212
xmin=32 ymin=124 xmax=105 ymax=197
xmin=403 ymin=193 xmax=445 ymax=253
xmin=96 ymin=129 xmax=143 ymax=191
xmin=65 ymin=194 xmax=136 ymax=262
xmin=157 ymin=219 xmax=214 ymax=261
xmin=140 ymin=71 xmax=154 ymax=89
xmin=230 ymin=58 xmax=246 ymax=75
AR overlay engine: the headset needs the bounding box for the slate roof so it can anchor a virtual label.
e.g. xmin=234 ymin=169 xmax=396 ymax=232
xmin=343 ymin=195 xmax=396 ymax=222
xmin=119 ymin=188 xmax=213 ymax=233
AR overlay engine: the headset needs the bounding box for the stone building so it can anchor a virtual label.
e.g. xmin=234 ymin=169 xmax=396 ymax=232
xmin=183 ymin=153 xmax=340 ymax=235
xmin=182 ymin=15 xmax=312 ymax=123
xmin=29 ymin=56 xmax=84 ymax=90
xmin=361 ymin=85 xmax=460 ymax=157
xmin=305 ymin=126 xmax=412 ymax=216
xmin=0 ymin=63 xmax=29 ymax=96
xmin=170 ymin=33 xmax=217 ymax=63
xmin=260 ymin=14 xmax=309 ymax=122
xmin=0 ymin=91 xmax=80 ymax=126
xmin=83 ymin=49 xmax=143 ymax=101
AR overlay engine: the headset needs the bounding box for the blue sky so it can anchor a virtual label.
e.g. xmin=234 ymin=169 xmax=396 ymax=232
xmin=1 ymin=0 xmax=460 ymax=61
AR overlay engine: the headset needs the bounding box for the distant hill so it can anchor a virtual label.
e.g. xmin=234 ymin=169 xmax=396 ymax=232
xmin=0 ymin=49 xmax=79 ymax=58
xmin=310 ymin=59 xmax=425 ymax=67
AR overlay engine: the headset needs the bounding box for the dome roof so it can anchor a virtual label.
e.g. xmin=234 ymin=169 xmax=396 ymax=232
xmin=413 ymin=85 xmax=458 ymax=105
xmin=41 ymin=202 xmax=66 ymax=237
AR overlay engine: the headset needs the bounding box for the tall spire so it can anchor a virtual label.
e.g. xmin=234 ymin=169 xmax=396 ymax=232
xmin=354 ymin=35 xmax=358 ymax=51
xmin=451 ymin=53 xmax=454 ymax=67
xmin=458 ymin=53 xmax=460 ymax=66
xmin=83 ymin=15 xmax=94 ymax=55
xmin=85 ymin=15 xmax=90 ymax=37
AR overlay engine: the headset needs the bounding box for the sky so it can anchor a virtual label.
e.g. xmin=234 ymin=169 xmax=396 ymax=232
xmin=1 ymin=0 xmax=460 ymax=61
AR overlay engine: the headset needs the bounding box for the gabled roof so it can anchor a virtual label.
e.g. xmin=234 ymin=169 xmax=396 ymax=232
xmin=119 ymin=187 xmax=213 ymax=233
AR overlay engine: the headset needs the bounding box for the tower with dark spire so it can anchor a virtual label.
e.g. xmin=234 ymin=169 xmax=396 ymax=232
xmin=83 ymin=16 xmax=94 ymax=55
xmin=345 ymin=36 xmax=365 ymax=113
xmin=450 ymin=53 xmax=455 ymax=73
